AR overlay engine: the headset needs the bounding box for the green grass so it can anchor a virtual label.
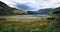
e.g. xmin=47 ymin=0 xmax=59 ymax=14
xmin=0 ymin=19 xmax=60 ymax=32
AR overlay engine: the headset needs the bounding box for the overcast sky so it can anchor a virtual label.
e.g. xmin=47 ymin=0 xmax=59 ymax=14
xmin=0 ymin=0 xmax=60 ymax=11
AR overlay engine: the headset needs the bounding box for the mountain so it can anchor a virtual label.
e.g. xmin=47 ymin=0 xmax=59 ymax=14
xmin=27 ymin=11 xmax=43 ymax=15
xmin=38 ymin=8 xmax=54 ymax=14
xmin=1 ymin=1 xmax=59 ymax=15
xmin=0 ymin=1 xmax=27 ymax=16
xmin=12 ymin=8 xmax=27 ymax=15
xmin=53 ymin=7 xmax=60 ymax=14
xmin=0 ymin=1 xmax=10 ymax=8
xmin=27 ymin=8 xmax=54 ymax=15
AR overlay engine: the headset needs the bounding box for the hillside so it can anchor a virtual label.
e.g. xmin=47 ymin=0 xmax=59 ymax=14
xmin=27 ymin=8 xmax=54 ymax=15
xmin=38 ymin=7 xmax=60 ymax=15
xmin=27 ymin=7 xmax=60 ymax=15
xmin=38 ymin=8 xmax=54 ymax=14
xmin=0 ymin=1 xmax=27 ymax=16
xmin=53 ymin=7 xmax=60 ymax=14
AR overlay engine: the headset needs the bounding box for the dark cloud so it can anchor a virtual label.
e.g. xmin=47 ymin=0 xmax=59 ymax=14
xmin=12 ymin=1 xmax=34 ymax=11
xmin=16 ymin=4 xmax=34 ymax=10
